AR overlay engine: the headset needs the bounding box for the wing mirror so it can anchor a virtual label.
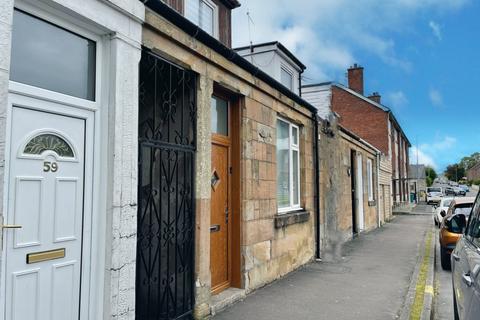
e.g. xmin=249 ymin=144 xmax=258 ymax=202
xmin=445 ymin=214 xmax=467 ymax=234
xmin=440 ymin=211 xmax=446 ymax=218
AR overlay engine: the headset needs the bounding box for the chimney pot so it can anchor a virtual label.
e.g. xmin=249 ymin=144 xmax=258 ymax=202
xmin=368 ymin=92 xmax=381 ymax=104
xmin=347 ymin=64 xmax=364 ymax=95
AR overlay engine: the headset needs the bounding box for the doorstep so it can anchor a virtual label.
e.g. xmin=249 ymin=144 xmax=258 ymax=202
xmin=210 ymin=287 xmax=246 ymax=316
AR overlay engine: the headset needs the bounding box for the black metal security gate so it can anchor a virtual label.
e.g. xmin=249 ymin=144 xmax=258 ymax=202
xmin=136 ymin=49 xmax=196 ymax=320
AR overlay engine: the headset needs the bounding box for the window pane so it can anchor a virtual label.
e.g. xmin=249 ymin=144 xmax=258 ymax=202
xmin=211 ymin=96 xmax=228 ymax=135
xmin=10 ymin=10 xmax=96 ymax=100
xmin=292 ymin=126 xmax=298 ymax=145
xmin=281 ymin=68 xmax=293 ymax=90
xmin=185 ymin=0 xmax=200 ymax=25
xmin=200 ymin=1 xmax=214 ymax=35
xmin=293 ymin=150 xmax=299 ymax=205
xmin=277 ymin=120 xmax=290 ymax=209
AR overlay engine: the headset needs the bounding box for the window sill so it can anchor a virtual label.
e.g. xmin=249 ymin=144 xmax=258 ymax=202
xmin=274 ymin=210 xmax=310 ymax=229
xmin=368 ymin=200 xmax=376 ymax=207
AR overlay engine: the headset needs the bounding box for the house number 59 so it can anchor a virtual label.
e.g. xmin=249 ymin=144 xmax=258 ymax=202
xmin=43 ymin=161 xmax=58 ymax=172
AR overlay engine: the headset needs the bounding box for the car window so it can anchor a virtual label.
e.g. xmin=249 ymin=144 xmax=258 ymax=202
xmin=428 ymin=188 xmax=441 ymax=193
xmin=454 ymin=207 xmax=472 ymax=216
xmin=467 ymin=196 xmax=480 ymax=246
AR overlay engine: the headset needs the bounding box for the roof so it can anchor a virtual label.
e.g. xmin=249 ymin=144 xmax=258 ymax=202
xmin=467 ymin=162 xmax=480 ymax=172
xmin=143 ymin=1 xmax=318 ymax=115
xmin=409 ymin=164 xmax=426 ymax=179
xmin=234 ymin=41 xmax=307 ymax=71
xmin=303 ymin=82 xmax=411 ymax=147
xmin=452 ymin=197 xmax=476 ymax=205
xmin=338 ymin=125 xmax=381 ymax=155
xmin=220 ymin=0 xmax=241 ymax=9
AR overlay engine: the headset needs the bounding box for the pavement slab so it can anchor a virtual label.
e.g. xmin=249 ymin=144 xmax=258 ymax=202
xmin=213 ymin=215 xmax=432 ymax=320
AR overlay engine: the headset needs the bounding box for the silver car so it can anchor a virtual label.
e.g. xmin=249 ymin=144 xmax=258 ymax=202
xmin=452 ymin=193 xmax=480 ymax=319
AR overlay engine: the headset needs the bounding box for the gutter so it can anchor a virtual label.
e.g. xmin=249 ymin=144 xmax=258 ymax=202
xmin=376 ymin=151 xmax=381 ymax=227
xmin=142 ymin=0 xmax=317 ymax=114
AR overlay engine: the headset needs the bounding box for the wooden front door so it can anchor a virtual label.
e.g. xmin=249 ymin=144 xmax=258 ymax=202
xmin=210 ymin=94 xmax=231 ymax=294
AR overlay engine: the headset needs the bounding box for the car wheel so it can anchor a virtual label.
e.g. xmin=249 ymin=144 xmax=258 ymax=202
xmin=453 ymin=291 xmax=459 ymax=320
xmin=441 ymin=246 xmax=451 ymax=270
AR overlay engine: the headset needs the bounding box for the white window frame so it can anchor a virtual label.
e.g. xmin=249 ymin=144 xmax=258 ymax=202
xmin=280 ymin=65 xmax=294 ymax=91
xmin=367 ymin=158 xmax=374 ymax=201
xmin=277 ymin=118 xmax=301 ymax=214
xmin=185 ymin=0 xmax=219 ymax=39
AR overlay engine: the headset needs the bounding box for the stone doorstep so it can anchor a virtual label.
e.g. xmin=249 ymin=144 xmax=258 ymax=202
xmin=210 ymin=288 xmax=246 ymax=317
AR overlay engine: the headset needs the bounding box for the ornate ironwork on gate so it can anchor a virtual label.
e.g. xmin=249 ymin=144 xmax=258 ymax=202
xmin=137 ymin=49 xmax=196 ymax=320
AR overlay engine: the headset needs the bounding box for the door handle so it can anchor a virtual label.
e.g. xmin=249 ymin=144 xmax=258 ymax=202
xmin=210 ymin=224 xmax=220 ymax=233
xmin=462 ymin=273 xmax=473 ymax=287
xmin=1 ymin=225 xmax=22 ymax=229
xmin=452 ymin=253 xmax=460 ymax=261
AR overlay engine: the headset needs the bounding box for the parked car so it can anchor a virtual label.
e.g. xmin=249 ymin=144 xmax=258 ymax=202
xmin=445 ymin=186 xmax=456 ymax=196
xmin=427 ymin=187 xmax=443 ymax=204
xmin=439 ymin=197 xmax=475 ymax=270
xmin=454 ymin=187 xmax=467 ymax=196
xmin=459 ymin=185 xmax=470 ymax=193
xmin=434 ymin=197 xmax=454 ymax=227
xmin=451 ymin=194 xmax=480 ymax=320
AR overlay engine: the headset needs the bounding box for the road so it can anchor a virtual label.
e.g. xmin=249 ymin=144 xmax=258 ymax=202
xmin=422 ymin=187 xmax=477 ymax=320
xmin=213 ymin=215 xmax=432 ymax=320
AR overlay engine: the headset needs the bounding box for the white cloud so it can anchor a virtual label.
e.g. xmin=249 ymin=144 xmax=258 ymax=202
xmin=429 ymin=88 xmax=443 ymax=107
xmin=386 ymin=91 xmax=409 ymax=110
xmin=410 ymin=146 xmax=438 ymax=169
xmin=233 ymin=0 xmax=469 ymax=82
xmin=411 ymin=136 xmax=457 ymax=169
xmin=429 ymin=21 xmax=442 ymax=40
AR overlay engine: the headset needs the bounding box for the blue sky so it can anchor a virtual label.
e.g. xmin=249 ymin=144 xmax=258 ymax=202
xmin=232 ymin=0 xmax=479 ymax=171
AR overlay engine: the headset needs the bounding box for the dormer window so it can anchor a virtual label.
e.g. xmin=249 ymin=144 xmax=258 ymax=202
xmin=281 ymin=66 xmax=293 ymax=91
xmin=185 ymin=0 xmax=219 ymax=38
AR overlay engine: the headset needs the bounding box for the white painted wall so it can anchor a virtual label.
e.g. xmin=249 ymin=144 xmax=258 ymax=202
xmin=0 ymin=0 xmax=144 ymax=319
xmin=236 ymin=43 xmax=303 ymax=95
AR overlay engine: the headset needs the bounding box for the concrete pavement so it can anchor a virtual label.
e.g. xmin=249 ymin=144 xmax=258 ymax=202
xmin=213 ymin=215 xmax=432 ymax=320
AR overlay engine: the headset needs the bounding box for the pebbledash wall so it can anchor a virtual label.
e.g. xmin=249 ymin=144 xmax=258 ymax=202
xmin=0 ymin=0 xmax=144 ymax=319
xmin=142 ymin=7 xmax=316 ymax=318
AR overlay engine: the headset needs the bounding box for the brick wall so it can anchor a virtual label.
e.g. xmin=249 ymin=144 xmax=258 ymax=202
xmin=331 ymin=86 xmax=389 ymax=154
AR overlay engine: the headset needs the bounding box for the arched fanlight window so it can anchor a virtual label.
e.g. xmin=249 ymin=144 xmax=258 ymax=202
xmin=23 ymin=133 xmax=74 ymax=158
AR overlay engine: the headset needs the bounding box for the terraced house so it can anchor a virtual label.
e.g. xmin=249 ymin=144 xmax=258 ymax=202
xmin=0 ymin=0 xmax=323 ymax=319
xmin=235 ymin=43 xmax=385 ymax=249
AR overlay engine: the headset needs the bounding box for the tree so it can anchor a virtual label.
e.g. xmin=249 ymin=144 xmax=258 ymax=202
xmin=459 ymin=152 xmax=480 ymax=170
xmin=425 ymin=166 xmax=437 ymax=187
xmin=445 ymin=164 xmax=466 ymax=182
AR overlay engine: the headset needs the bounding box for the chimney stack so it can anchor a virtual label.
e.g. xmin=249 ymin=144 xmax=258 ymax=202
xmin=368 ymin=92 xmax=381 ymax=104
xmin=347 ymin=64 xmax=364 ymax=95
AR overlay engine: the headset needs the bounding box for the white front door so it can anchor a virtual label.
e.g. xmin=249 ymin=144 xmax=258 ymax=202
xmin=356 ymin=153 xmax=365 ymax=231
xmin=4 ymin=106 xmax=86 ymax=320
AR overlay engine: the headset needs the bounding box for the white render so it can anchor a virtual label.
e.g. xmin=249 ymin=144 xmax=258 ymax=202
xmin=235 ymin=42 xmax=304 ymax=95
xmin=0 ymin=0 xmax=144 ymax=319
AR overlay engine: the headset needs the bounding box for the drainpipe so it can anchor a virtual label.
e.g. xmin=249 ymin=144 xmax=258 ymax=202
xmin=313 ymin=113 xmax=321 ymax=260
xmin=299 ymin=69 xmax=304 ymax=97
xmin=376 ymin=151 xmax=381 ymax=228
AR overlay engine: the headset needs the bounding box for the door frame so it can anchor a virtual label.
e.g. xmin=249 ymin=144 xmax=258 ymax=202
xmin=1 ymin=2 xmax=106 ymax=319
xmin=356 ymin=153 xmax=365 ymax=231
xmin=350 ymin=150 xmax=357 ymax=235
xmin=210 ymin=86 xmax=241 ymax=294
